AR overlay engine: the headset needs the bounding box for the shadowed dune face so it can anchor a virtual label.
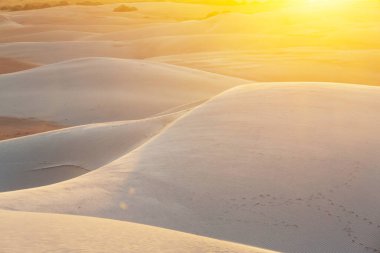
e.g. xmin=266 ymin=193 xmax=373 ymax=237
xmin=0 ymin=113 xmax=179 ymax=192
xmin=0 ymin=83 xmax=379 ymax=253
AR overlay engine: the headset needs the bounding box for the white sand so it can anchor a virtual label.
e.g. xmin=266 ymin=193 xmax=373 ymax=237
xmin=150 ymin=49 xmax=380 ymax=85
xmin=0 ymin=57 xmax=246 ymax=125
xmin=0 ymin=83 xmax=379 ymax=252
xmin=0 ymin=210 xmax=275 ymax=253
xmin=1 ymin=2 xmax=379 ymax=85
xmin=1 ymin=2 xmax=379 ymax=252
xmin=0 ymin=113 xmax=178 ymax=192
xmin=0 ymin=30 xmax=98 ymax=42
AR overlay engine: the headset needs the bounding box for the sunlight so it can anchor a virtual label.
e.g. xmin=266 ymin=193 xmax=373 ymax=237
xmin=304 ymin=0 xmax=355 ymax=7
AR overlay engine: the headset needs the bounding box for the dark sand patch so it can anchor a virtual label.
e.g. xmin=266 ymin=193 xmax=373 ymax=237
xmin=0 ymin=116 xmax=62 ymax=141
xmin=0 ymin=57 xmax=38 ymax=74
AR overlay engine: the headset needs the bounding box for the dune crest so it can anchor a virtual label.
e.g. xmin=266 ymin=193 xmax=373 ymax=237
xmin=0 ymin=210 xmax=276 ymax=253
xmin=0 ymin=57 xmax=247 ymax=125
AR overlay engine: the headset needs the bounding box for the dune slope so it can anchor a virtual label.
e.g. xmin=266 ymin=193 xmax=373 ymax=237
xmin=0 ymin=210 xmax=275 ymax=253
xmin=0 ymin=113 xmax=178 ymax=192
xmin=0 ymin=83 xmax=379 ymax=252
xmin=0 ymin=57 xmax=247 ymax=125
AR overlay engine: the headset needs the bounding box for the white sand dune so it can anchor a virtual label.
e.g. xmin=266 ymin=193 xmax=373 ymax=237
xmin=0 ymin=2 xmax=378 ymax=89
xmin=4 ymin=32 xmax=378 ymax=66
xmin=0 ymin=23 xmax=134 ymax=40
xmin=0 ymin=30 xmax=98 ymax=42
xmin=0 ymin=83 xmax=379 ymax=252
xmin=0 ymin=210 xmax=275 ymax=253
xmin=0 ymin=34 xmax=333 ymax=64
xmin=5 ymin=5 xmax=147 ymax=26
xmin=0 ymin=113 xmax=178 ymax=192
xmin=0 ymin=35 xmax=273 ymax=64
xmin=0 ymin=57 xmax=247 ymax=125
xmin=0 ymin=2 xmax=379 ymax=252
xmin=85 ymin=12 xmax=324 ymax=42
xmin=0 ymin=41 xmax=136 ymax=63
xmin=150 ymin=49 xmax=380 ymax=85
xmin=85 ymin=8 xmax=380 ymax=51
xmin=84 ymin=13 xmax=274 ymax=41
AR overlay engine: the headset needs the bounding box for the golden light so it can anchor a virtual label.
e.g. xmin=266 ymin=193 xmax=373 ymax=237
xmin=304 ymin=0 xmax=355 ymax=7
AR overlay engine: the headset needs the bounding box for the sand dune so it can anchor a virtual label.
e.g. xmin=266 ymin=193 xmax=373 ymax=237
xmin=0 ymin=2 xmax=378 ymax=86
xmin=1 ymin=2 xmax=379 ymax=252
xmin=0 ymin=83 xmax=379 ymax=252
xmin=1 ymin=33 xmax=302 ymax=63
xmin=0 ymin=34 xmax=275 ymax=63
xmin=4 ymin=5 xmax=145 ymax=26
xmin=0 ymin=41 xmax=136 ymax=64
xmin=0 ymin=113 xmax=178 ymax=192
xmin=150 ymin=49 xmax=380 ymax=85
xmin=0 ymin=210 xmax=276 ymax=253
xmin=84 ymin=13 xmax=277 ymax=41
xmin=0 ymin=57 xmax=246 ymax=125
xmin=0 ymin=30 xmax=98 ymax=42
xmin=0 ymin=34 xmax=348 ymax=64
xmin=85 ymin=11 xmax=335 ymax=42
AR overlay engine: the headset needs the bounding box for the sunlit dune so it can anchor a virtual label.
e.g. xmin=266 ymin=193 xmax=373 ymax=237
xmin=0 ymin=83 xmax=379 ymax=252
xmin=0 ymin=210 xmax=276 ymax=253
xmin=0 ymin=1 xmax=379 ymax=252
xmin=0 ymin=57 xmax=246 ymax=125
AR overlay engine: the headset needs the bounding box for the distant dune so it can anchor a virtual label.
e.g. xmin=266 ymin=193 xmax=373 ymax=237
xmin=150 ymin=49 xmax=380 ymax=85
xmin=0 ymin=30 xmax=97 ymax=42
xmin=0 ymin=57 xmax=247 ymax=125
xmin=0 ymin=83 xmax=378 ymax=252
xmin=1 ymin=2 xmax=379 ymax=85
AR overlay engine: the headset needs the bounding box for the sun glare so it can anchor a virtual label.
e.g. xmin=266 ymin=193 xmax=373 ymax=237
xmin=305 ymin=0 xmax=354 ymax=6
